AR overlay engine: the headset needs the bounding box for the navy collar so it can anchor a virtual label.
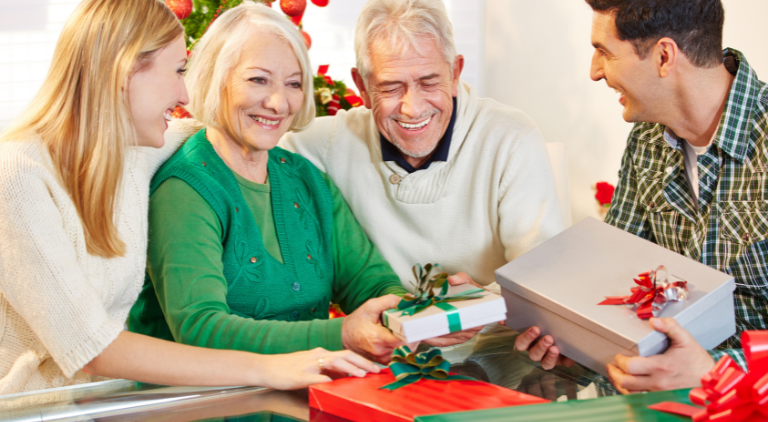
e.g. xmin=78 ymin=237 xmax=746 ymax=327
xmin=380 ymin=97 xmax=457 ymax=173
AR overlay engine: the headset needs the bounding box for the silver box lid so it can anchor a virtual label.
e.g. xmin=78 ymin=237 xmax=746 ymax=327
xmin=495 ymin=217 xmax=735 ymax=353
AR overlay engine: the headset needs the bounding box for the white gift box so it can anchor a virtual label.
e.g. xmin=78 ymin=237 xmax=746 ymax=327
xmin=495 ymin=217 xmax=736 ymax=377
xmin=383 ymin=283 xmax=507 ymax=343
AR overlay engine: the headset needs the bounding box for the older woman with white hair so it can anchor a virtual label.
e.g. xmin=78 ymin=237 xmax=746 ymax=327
xmin=129 ymin=1 xmax=410 ymax=364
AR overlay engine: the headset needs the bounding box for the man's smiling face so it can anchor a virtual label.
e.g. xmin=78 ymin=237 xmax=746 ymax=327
xmin=358 ymin=37 xmax=461 ymax=166
xmin=590 ymin=11 xmax=660 ymax=123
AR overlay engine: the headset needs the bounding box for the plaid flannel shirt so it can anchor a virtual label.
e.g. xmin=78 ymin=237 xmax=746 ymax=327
xmin=605 ymin=48 xmax=768 ymax=371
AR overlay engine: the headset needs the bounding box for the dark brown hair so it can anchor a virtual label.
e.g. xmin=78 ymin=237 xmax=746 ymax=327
xmin=585 ymin=0 xmax=724 ymax=68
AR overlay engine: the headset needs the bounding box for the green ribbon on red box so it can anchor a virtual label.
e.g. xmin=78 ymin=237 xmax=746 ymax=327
xmin=383 ymin=263 xmax=486 ymax=333
xmin=651 ymin=330 xmax=768 ymax=421
xmin=380 ymin=346 xmax=475 ymax=391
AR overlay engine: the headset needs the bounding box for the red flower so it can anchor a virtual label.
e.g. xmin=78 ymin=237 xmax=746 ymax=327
xmin=595 ymin=181 xmax=615 ymax=206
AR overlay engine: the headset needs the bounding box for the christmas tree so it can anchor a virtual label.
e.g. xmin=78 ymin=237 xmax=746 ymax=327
xmin=166 ymin=0 xmax=362 ymax=118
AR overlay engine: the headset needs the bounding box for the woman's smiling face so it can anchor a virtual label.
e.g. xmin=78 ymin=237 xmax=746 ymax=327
xmin=127 ymin=35 xmax=189 ymax=148
xmin=220 ymin=30 xmax=304 ymax=152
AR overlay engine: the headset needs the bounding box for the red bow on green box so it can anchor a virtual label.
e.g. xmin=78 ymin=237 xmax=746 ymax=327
xmin=652 ymin=331 xmax=768 ymax=421
xmin=598 ymin=265 xmax=689 ymax=319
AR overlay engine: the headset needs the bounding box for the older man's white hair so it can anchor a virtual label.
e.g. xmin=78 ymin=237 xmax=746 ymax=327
xmin=185 ymin=0 xmax=315 ymax=135
xmin=354 ymin=0 xmax=457 ymax=80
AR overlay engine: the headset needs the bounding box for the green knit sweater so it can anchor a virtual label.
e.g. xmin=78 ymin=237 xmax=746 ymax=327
xmin=128 ymin=129 xmax=406 ymax=353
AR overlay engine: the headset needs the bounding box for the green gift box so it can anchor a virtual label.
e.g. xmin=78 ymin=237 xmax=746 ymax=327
xmin=414 ymin=389 xmax=694 ymax=422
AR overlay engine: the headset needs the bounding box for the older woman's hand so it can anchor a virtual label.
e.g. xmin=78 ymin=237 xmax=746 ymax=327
xmin=341 ymin=294 xmax=405 ymax=364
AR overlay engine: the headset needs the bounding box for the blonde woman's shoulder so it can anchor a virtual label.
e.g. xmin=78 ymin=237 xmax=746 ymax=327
xmin=0 ymin=138 xmax=62 ymax=196
xmin=137 ymin=118 xmax=204 ymax=176
xmin=0 ymin=138 xmax=54 ymax=175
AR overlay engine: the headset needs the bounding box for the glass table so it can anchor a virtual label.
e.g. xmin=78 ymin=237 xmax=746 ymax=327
xmin=0 ymin=326 xmax=616 ymax=421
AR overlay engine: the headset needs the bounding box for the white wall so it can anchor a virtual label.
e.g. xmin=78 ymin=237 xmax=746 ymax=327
xmin=0 ymin=0 xmax=82 ymax=130
xmin=483 ymin=0 xmax=768 ymax=225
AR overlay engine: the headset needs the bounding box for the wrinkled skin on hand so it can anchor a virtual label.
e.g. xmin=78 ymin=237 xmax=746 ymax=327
xmin=342 ymin=294 xmax=405 ymax=364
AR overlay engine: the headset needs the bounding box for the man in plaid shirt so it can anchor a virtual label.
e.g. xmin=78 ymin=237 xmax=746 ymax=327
xmin=574 ymin=0 xmax=768 ymax=394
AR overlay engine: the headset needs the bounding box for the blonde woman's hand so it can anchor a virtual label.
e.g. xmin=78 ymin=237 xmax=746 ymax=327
xmin=253 ymin=347 xmax=380 ymax=390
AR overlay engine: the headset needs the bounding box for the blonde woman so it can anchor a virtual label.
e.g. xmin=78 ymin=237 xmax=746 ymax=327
xmin=0 ymin=0 xmax=377 ymax=394
xmin=129 ymin=1 xmax=418 ymax=364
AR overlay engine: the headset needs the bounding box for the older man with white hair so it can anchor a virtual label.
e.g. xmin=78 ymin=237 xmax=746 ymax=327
xmin=281 ymin=0 xmax=568 ymax=366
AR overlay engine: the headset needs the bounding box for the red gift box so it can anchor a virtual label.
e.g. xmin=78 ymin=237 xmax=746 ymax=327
xmin=309 ymin=368 xmax=549 ymax=422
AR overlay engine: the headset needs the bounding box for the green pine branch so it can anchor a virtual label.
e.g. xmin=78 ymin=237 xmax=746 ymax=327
xmin=181 ymin=0 xmax=271 ymax=47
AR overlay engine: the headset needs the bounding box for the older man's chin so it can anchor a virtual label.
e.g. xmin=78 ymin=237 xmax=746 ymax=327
xmin=389 ymin=137 xmax=439 ymax=159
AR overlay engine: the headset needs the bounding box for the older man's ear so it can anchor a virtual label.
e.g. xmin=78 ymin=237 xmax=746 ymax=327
xmin=451 ymin=54 xmax=465 ymax=96
xmin=351 ymin=68 xmax=373 ymax=109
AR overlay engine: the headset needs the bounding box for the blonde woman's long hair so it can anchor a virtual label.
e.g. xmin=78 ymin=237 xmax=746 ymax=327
xmin=0 ymin=0 xmax=183 ymax=258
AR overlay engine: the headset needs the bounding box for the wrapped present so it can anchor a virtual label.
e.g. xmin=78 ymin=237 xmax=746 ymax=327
xmin=414 ymin=388 xmax=694 ymax=422
xmin=309 ymin=346 xmax=547 ymax=422
xmin=495 ymin=217 xmax=736 ymax=377
xmin=383 ymin=264 xmax=506 ymax=343
xmin=651 ymin=330 xmax=768 ymax=421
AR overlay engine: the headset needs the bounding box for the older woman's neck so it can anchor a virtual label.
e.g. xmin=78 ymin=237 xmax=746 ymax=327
xmin=207 ymin=126 xmax=269 ymax=184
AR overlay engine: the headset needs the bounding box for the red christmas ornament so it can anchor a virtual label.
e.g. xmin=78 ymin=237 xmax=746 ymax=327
xmin=165 ymin=0 xmax=192 ymax=20
xmin=311 ymin=0 xmax=329 ymax=6
xmin=301 ymin=30 xmax=312 ymax=49
xmin=289 ymin=13 xmax=303 ymax=25
xmin=280 ymin=0 xmax=306 ymax=17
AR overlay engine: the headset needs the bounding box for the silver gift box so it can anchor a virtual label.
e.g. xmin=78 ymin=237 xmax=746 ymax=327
xmin=495 ymin=217 xmax=736 ymax=376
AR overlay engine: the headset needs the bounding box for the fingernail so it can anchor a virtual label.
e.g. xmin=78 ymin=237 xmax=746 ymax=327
xmin=651 ymin=319 xmax=664 ymax=330
xmin=543 ymin=340 xmax=552 ymax=347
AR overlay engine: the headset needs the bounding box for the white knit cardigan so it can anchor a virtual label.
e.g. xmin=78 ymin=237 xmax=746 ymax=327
xmin=0 ymin=120 xmax=193 ymax=394
xmin=281 ymin=82 xmax=565 ymax=291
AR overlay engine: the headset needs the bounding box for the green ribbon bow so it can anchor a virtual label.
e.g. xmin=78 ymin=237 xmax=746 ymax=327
xmin=384 ymin=264 xmax=486 ymax=333
xmin=380 ymin=346 xmax=475 ymax=391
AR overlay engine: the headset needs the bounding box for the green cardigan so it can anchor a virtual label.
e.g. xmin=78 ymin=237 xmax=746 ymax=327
xmin=128 ymin=129 xmax=407 ymax=353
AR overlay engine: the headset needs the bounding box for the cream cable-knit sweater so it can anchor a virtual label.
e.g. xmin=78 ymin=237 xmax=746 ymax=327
xmin=281 ymin=82 xmax=565 ymax=291
xmin=0 ymin=120 xmax=192 ymax=394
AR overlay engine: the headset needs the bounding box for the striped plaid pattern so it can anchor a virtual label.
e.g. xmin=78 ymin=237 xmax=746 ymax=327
xmin=605 ymin=49 xmax=768 ymax=371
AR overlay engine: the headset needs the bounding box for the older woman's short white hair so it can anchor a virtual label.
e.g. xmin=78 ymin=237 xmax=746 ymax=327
xmin=185 ymin=1 xmax=314 ymax=134
xmin=354 ymin=0 xmax=457 ymax=80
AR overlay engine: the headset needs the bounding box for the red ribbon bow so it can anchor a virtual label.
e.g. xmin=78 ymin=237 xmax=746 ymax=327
xmin=317 ymin=65 xmax=335 ymax=86
xmin=685 ymin=331 xmax=768 ymax=422
xmin=598 ymin=265 xmax=689 ymax=319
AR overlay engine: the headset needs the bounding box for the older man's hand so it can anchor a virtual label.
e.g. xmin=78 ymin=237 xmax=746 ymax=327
xmin=342 ymin=294 xmax=405 ymax=364
xmin=422 ymin=272 xmax=494 ymax=347
xmin=606 ymin=317 xmax=715 ymax=394
xmin=514 ymin=326 xmax=575 ymax=370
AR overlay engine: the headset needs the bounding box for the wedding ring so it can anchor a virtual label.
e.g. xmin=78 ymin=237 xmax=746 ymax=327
xmin=318 ymin=358 xmax=325 ymax=370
